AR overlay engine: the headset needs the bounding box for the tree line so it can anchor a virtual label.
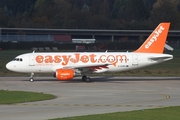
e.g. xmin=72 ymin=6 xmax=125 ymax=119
xmin=0 ymin=0 xmax=180 ymax=30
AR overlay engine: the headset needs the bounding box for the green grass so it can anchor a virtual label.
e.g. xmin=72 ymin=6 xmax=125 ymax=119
xmin=0 ymin=50 xmax=180 ymax=76
xmin=51 ymin=106 xmax=180 ymax=120
xmin=0 ymin=90 xmax=56 ymax=104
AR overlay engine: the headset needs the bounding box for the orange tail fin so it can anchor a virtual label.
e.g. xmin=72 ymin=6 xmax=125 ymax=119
xmin=135 ymin=22 xmax=170 ymax=53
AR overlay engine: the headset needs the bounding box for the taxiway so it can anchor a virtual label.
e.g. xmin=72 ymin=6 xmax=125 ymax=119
xmin=0 ymin=76 xmax=180 ymax=120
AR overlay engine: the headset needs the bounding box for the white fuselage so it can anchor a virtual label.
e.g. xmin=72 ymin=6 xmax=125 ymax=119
xmin=6 ymin=52 xmax=173 ymax=74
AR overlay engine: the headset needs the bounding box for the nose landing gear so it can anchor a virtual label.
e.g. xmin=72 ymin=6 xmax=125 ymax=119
xmin=29 ymin=73 xmax=34 ymax=82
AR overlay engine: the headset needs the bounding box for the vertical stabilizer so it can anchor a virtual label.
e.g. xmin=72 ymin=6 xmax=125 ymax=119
xmin=135 ymin=23 xmax=170 ymax=53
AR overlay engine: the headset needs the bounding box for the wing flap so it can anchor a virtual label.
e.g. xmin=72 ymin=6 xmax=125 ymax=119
xmin=52 ymin=63 xmax=110 ymax=72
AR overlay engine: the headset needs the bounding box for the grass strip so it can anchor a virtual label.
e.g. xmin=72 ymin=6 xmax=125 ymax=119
xmin=0 ymin=90 xmax=56 ymax=104
xmin=51 ymin=106 xmax=180 ymax=120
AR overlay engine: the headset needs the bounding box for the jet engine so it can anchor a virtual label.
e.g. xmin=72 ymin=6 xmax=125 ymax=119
xmin=53 ymin=69 xmax=74 ymax=81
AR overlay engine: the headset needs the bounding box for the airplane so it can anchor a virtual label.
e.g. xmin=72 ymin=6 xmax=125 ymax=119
xmin=6 ymin=22 xmax=173 ymax=82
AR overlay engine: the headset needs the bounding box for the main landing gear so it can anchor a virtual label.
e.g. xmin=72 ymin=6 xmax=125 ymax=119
xmin=82 ymin=75 xmax=91 ymax=82
xmin=29 ymin=73 xmax=34 ymax=82
xmin=29 ymin=73 xmax=91 ymax=82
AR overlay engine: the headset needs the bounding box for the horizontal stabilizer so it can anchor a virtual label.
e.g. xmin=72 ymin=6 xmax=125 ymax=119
xmin=165 ymin=44 xmax=174 ymax=51
xmin=149 ymin=56 xmax=173 ymax=62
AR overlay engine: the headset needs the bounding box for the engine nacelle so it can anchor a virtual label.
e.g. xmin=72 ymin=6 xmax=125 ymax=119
xmin=53 ymin=69 xmax=74 ymax=81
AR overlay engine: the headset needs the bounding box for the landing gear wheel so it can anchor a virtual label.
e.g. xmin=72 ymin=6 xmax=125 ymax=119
xmin=82 ymin=75 xmax=91 ymax=82
xmin=82 ymin=75 xmax=87 ymax=81
xmin=29 ymin=78 xmax=34 ymax=82
xmin=86 ymin=77 xmax=91 ymax=82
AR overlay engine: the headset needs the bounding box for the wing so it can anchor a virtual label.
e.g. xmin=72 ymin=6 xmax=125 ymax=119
xmin=52 ymin=63 xmax=111 ymax=73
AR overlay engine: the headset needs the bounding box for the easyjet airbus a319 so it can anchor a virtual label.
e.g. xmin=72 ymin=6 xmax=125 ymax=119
xmin=6 ymin=23 xmax=173 ymax=82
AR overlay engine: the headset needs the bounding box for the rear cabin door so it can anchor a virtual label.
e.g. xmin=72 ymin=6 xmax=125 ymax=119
xmin=132 ymin=55 xmax=138 ymax=65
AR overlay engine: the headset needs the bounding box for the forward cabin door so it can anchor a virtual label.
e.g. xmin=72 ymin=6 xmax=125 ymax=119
xmin=132 ymin=55 xmax=138 ymax=65
xmin=29 ymin=55 xmax=35 ymax=66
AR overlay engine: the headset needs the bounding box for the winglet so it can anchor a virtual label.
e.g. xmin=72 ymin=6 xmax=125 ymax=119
xmin=135 ymin=22 xmax=170 ymax=53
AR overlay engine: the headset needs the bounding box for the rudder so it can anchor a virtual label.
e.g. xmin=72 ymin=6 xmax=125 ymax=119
xmin=135 ymin=22 xmax=170 ymax=53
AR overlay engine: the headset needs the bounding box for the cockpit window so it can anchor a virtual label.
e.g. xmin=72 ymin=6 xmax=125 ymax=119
xmin=13 ymin=58 xmax=23 ymax=62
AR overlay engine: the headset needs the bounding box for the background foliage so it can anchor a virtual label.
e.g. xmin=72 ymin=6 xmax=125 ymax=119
xmin=0 ymin=0 xmax=180 ymax=29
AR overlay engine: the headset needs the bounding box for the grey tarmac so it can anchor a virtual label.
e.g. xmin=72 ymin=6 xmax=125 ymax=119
xmin=0 ymin=76 xmax=180 ymax=120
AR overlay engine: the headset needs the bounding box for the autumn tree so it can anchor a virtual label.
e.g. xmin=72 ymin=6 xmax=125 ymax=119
xmin=87 ymin=0 xmax=111 ymax=29
xmin=0 ymin=8 xmax=10 ymax=27
xmin=142 ymin=0 xmax=157 ymax=11
xmin=112 ymin=0 xmax=148 ymax=22
xmin=1 ymin=0 xmax=180 ymax=29
xmin=149 ymin=0 xmax=180 ymax=29
xmin=52 ymin=0 xmax=72 ymax=28
xmin=67 ymin=4 xmax=91 ymax=29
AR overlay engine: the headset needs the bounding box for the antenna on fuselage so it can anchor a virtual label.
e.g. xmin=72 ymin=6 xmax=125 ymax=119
xmin=105 ymin=50 xmax=108 ymax=53
xmin=32 ymin=50 xmax=35 ymax=53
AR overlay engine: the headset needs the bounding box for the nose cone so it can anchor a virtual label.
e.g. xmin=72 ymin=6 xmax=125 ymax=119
xmin=6 ymin=61 xmax=24 ymax=73
xmin=6 ymin=61 xmax=17 ymax=72
xmin=6 ymin=62 xmax=12 ymax=71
